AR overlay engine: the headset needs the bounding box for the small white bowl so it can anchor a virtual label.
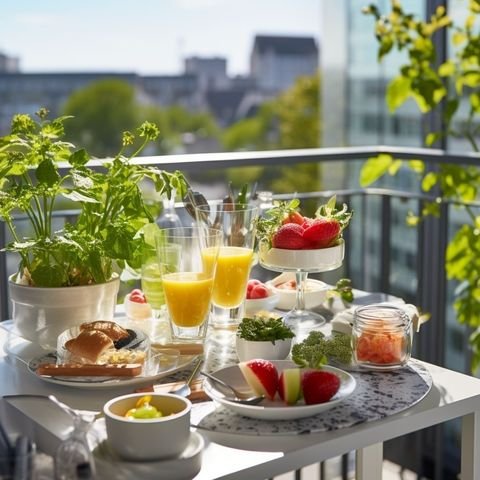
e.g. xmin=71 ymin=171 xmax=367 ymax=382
xmin=124 ymin=293 xmax=153 ymax=321
xmin=104 ymin=393 xmax=191 ymax=461
xmin=236 ymin=336 xmax=292 ymax=361
xmin=244 ymin=293 xmax=279 ymax=315
xmin=268 ymin=273 xmax=330 ymax=311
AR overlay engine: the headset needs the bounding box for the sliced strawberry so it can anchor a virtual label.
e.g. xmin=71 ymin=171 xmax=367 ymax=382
xmin=302 ymin=218 xmax=341 ymax=248
xmin=238 ymin=359 xmax=279 ymax=401
xmin=301 ymin=370 xmax=340 ymax=405
xmin=282 ymin=211 xmax=304 ymax=226
xmin=272 ymin=223 xmax=307 ymax=249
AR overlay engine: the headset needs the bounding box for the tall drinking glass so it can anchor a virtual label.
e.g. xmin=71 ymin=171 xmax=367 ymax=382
xmin=195 ymin=203 xmax=258 ymax=328
xmin=155 ymin=227 xmax=222 ymax=343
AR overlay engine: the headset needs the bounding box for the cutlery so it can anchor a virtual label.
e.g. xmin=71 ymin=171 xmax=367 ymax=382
xmin=200 ymin=371 xmax=264 ymax=405
xmin=169 ymin=357 xmax=204 ymax=398
xmin=183 ymin=183 xmax=210 ymax=224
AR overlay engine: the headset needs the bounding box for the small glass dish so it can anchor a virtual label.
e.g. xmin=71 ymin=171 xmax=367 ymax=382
xmin=146 ymin=348 xmax=181 ymax=375
xmin=352 ymin=304 xmax=413 ymax=371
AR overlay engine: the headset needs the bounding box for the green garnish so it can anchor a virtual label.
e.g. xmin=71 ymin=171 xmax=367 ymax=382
xmin=237 ymin=317 xmax=295 ymax=344
xmin=327 ymin=278 xmax=354 ymax=306
xmin=291 ymin=331 xmax=352 ymax=368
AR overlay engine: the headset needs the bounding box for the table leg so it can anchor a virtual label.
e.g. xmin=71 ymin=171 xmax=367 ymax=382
xmin=355 ymin=443 xmax=383 ymax=480
xmin=461 ymin=411 xmax=480 ymax=480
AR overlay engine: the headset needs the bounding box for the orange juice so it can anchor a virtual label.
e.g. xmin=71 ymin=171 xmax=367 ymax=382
xmin=162 ymin=272 xmax=214 ymax=327
xmin=203 ymin=246 xmax=253 ymax=308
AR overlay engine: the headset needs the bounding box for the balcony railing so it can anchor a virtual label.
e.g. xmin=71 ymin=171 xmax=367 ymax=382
xmin=1 ymin=145 xmax=479 ymax=478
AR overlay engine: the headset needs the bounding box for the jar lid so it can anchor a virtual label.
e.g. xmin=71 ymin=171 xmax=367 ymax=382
xmin=354 ymin=303 xmax=411 ymax=329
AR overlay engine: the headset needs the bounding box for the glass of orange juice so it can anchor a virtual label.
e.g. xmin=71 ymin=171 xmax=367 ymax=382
xmin=155 ymin=227 xmax=222 ymax=342
xmin=195 ymin=202 xmax=258 ymax=328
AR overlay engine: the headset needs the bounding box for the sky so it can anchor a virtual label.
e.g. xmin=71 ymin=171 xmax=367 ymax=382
xmin=0 ymin=0 xmax=321 ymax=76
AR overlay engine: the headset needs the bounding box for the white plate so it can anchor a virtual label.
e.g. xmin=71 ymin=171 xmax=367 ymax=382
xmin=93 ymin=430 xmax=204 ymax=480
xmin=27 ymin=352 xmax=197 ymax=389
xmin=203 ymin=360 xmax=356 ymax=420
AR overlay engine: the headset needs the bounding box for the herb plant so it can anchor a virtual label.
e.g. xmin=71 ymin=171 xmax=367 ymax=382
xmin=0 ymin=109 xmax=187 ymax=287
xmin=237 ymin=316 xmax=295 ymax=344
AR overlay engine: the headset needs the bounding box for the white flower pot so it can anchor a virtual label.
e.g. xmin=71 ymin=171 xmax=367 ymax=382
xmin=9 ymin=275 xmax=120 ymax=350
xmin=235 ymin=336 xmax=292 ymax=362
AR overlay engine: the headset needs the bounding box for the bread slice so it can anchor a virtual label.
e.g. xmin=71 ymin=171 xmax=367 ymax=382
xmin=65 ymin=329 xmax=114 ymax=363
xmin=80 ymin=321 xmax=130 ymax=342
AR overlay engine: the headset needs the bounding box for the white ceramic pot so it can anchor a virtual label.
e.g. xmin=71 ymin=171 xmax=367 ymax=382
xmin=104 ymin=393 xmax=191 ymax=461
xmin=9 ymin=274 xmax=120 ymax=350
xmin=236 ymin=336 xmax=292 ymax=362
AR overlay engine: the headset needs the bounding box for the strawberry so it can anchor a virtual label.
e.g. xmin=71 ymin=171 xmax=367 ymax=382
xmin=129 ymin=289 xmax=147 ymax=303
xmin=250 ymin=284 xmax=269 ymax=299
xmin=301 ymin=370 xmax=340 ymax=405
xmin=238 ymin=359 xmax=279 ymax=401
xmin=282 ymin=211 xmax=304 ymax=226
xmin=301 ymin=217 xmax=314 ymax=229
xmin=302 ymin=218 xmax=340 ymax=248
xmin=272 ymin=223 xmax=307 ymax=249
xmin=246 ymin=279 xmax=262 ymax=298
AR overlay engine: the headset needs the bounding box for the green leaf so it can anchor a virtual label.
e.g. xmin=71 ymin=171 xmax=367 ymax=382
xmin=425 ymin=132 xmax=441 ymax=146
xmin=62 ymin=191 xmax=100 ymax=203
xmin=378 ymin=36 xmax=394 ymax=61
xmin=36 ymin=158 xmax=59 ymax=187
xmin=69 ymin=149 xmax=90 ymax=167
xmin=386 ymin=76 xmax=412 ymax=112
xmin=388 ymin=159 xmax=402 ymax=175
xmin=30 ymin=264 xmax=67 ymax=287
xmin=408 ymin=160 xmax=425 ymax=173
xmin=360 ymin=154 xmax=394 ymax=187
xmin=470 ymin=93 xmax=480 ymax=113
xmin=421 ymin=172 xmax=437 ymax=191
xmin=444 ymin=98 xmax=459 ymax=123
xmin=453 ymin=31 xmax=467 ymax=46
xmin=438 ymin=60 xmax=455 ymax=77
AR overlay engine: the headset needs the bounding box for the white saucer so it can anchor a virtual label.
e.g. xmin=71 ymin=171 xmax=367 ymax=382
xmin=93 ymin=431 xmax=204 ymax=480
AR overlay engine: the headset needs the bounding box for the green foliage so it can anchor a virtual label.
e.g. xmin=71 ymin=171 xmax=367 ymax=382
xmin=222 ymin=74 xmax=321 ymax=195
xmin=362 ymin=1 xmax=480 ymax=372
xmin=326 ymin=278 xmax=355 ymax=306
xmin=0 ymin=110 xmax=187 ymax=287
xmin=237 ymin=317 xmax=295 ymax=343
xmin=291 ymin=330 xmax=352 ymax=368
xmin=63 ymin=80 xmax=219 ymax=157
xmin=63 ymin=80 xmax=139 ymax=157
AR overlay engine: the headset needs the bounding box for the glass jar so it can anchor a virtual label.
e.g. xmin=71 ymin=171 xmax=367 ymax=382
xmin=352 ymin=304 xmax=413 ymax=371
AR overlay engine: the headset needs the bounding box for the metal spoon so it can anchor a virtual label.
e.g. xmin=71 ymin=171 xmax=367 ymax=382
xmin=169 ymin=357 xmax=203 ymax=397
xmin=200 ymin=371 xmax=264 ymax=405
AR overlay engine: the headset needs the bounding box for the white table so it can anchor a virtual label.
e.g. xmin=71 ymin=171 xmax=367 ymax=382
xmin=1 ymin=327 xmax=480 ymax=480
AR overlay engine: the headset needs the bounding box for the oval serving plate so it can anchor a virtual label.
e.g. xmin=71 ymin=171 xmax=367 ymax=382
xmin=203 ymin=360 xmax=356 ymax=421
xmin=28 ymin=351 xmax=196 ymax=389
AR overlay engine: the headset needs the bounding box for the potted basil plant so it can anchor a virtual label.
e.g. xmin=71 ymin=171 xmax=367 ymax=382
xmin=0 ymin=109 xmax=186 ymax=349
